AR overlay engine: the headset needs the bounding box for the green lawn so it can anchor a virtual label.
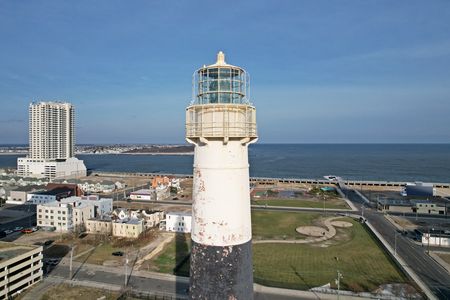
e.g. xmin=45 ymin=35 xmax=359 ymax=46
xmin=147 ymin=211 xmax=407 ymax=293
xmin=252 ymin=211 xmax=320 ymax=240
xmin=152 ymin=233 xmax=191 ymax=276
xmin=253 ymin=218 xmax=407 ymax=292
xmin=252 ymin=198 xmax=349 ymax=209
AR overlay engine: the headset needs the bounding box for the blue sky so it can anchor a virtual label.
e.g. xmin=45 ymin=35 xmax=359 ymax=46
xmin=1 ymin=1 xmax=450 ymax=144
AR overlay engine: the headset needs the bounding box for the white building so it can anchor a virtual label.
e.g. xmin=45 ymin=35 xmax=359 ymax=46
xmin=130 ymin=189 xmax=154 ymax=201
xmin=165 ymin=212 xmax=192 ymax=233
xmin=36 ymin=196 xmax=112 ymax=232
xmin=421 ymin=230 xmax=450 ymax=247
xmin=17 ymin=101 xmax=86 ymax=179
xmin=0 ymin=241 xmax=43 ymax=299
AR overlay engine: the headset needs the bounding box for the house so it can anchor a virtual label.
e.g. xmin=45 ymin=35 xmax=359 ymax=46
xmin=112 ymin=208 xmax=129 ymax=220
xmin=112 ymin=218 xmax=144 ymax=238
xmin=165 ymin=212 xmax=192 ymax=233
xmin=85 ymin=218 xmax=113 ymax=235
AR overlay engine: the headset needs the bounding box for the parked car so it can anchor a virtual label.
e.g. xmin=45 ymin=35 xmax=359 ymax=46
xmin=47 ymin=258 xmax=60 ymax=266
xmin=21 ymin=228 xmax=33 ymax=234
xmin=44 ymin=240 xmax=54 ymax=246
xmin=14 ymin=226 xmax=23 ymax=232
xmin=31 ymin=227 xmax=38 ymax=232
xmin=4 ymin=230 xmax=13 ymax=235
xmin=112 ymin=251 xmax=124 ymax=257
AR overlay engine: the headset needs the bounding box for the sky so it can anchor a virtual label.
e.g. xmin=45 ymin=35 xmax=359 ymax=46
xmin=1 ymin=1 xmax=450 ymax=144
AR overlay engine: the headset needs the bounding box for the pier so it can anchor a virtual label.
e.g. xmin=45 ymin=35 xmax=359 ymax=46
xmin=90 ymin=171 xmax=450 ymax=188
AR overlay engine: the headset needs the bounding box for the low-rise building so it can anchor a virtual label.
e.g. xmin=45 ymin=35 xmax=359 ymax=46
xmin=28 ymin=187 xmax=76 ymax=204
xmin=403 ymin=182 xmax=435 ymax=197
xmin=129 ymin=209 xmax=165 ymax=228
xmin=377 ymin=199 xmax=412 ymax=213
xmin=413 ymin=200 xmax=446 ymax=215
xmin=85 ymin=218 xmax=113 ymax=235
xmin=165 ymin=212 xmax=192 ymax=233
xmin=0 ymin=241 xmax=43 ymax=299
xmin=6 ymin=185 xmax=44 ymax=204
xmin=36 ymin=196 xmax=112 ymax=232
xmin=130 ymin=189 xmax=154 ymax=201
xmin=112 ymin=218 xmax=144 ymax=238
xmin=421 ymin=229 xmax=450 ymax=247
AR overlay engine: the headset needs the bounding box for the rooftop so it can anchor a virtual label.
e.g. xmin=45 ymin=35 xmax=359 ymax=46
xmin=30 ymin=187 xmax=74 ymax=196
xmin=131 ymin=189 xmax=153 ymax=195
xmin=0 ymin=241 xmax=40 ymax=263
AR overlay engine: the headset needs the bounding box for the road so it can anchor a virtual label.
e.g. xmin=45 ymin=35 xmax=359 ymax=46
xmin=47 ymin=262 xmax=313 ymax=300
xmin=345 ymin=189 xmax=450 ymax=299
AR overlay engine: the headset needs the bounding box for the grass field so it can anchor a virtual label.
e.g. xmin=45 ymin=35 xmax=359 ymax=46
xmin=252 ymin=198 xmax=349 ymax=209
xmin=152 ymin=233 xmax=191 ymax=276
xmin=252 ymin=211 xmax=320 ymax=240
xmin=253 ymin=217 xmax=407 ymax=292
xmin=148 ymin=211 xmax=407 ymax=293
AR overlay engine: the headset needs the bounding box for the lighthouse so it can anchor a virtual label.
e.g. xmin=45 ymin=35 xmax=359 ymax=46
xmin=186 ymin=52 xmax=257 ymax=299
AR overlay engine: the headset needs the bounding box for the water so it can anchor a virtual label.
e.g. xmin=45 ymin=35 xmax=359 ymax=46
xmin=1 ymin=144 xmax=449 ymax=182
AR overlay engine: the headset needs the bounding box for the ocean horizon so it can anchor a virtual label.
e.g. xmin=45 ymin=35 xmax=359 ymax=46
xmin=1 ymin=144 xmax=449 ymax=183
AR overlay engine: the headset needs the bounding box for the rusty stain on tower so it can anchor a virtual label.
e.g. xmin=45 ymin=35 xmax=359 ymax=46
xmin=186 ymin=52 xmax=257 ymax=299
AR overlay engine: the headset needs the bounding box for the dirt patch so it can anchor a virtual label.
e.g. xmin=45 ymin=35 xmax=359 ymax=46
xmin=296 ymin=226 xmax=327 ymax=237
xmin=331 ymin=221 xmax=353 ymax=228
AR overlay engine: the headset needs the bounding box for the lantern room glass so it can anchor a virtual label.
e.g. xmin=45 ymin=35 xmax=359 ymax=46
xmin=196 ymin=66 xmax=247 ymax=105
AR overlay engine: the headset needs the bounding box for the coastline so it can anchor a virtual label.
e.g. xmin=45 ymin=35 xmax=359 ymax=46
xmin=0 ymin=152 xmax=194 ymax=156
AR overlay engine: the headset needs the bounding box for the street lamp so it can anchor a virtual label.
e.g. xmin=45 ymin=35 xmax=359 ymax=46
xmin=335 ymin=270 xmax=343 ymax=300
xmin=394 ymin=230 xmax=398 ymax=257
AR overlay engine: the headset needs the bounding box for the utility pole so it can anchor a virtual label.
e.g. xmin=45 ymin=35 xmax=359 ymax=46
xmin=69 ymin=245 xmax=75 ymax=279
xmin=394 ymin=230 xmax=398 ymax=256
xmin=335 ymin=270 xmax=343 ymax=300
xmin=124 ymin=253 xmax=129 ymax=286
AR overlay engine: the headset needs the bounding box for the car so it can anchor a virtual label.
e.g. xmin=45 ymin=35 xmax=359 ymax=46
xmin=4 ymin=230 xmax=13 ymax=235
xmin=44 ymin=240 xmax=54 ymax=246
xmin=31 ymin=227 xmax=38 ymax=232
xmin=47 ymin=258 xmax=60 ymax=266
xmin=112 ymin=251 xmax=124 ymax=257
xmin=21 ymin=229 xmax=33 ymax=234
xmin=13 ymin=227 xmax=23 ymax=232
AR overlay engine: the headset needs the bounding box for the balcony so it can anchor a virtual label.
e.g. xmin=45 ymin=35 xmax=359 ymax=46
xmin=186 ymin=104 xmax=257 ymax=140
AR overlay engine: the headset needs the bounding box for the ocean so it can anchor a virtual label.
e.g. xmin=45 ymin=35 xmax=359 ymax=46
xmin=1 ymin=144 xmax=449 ymax=183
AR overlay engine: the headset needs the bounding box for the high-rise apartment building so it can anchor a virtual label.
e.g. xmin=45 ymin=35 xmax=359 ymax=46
xmin=17 ymin=101 xmax=86 ymax=179
xmin=29 ymin=102 xmax=74 ymax=160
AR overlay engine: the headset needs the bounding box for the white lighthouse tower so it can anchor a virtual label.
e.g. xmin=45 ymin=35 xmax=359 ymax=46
xmin=186 ymin=52 xmax=257 ymax=299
